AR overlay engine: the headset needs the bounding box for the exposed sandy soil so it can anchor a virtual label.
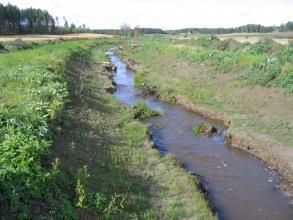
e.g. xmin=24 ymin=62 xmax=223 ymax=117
xmin=217 ymin=36 xmax=290 ymax=44
xmin=170 ymin=32 xmax=293 ymax=44
xmin=216 ymin=32 xmax=293 ymax=44
xmin=0 ymin=33 xmax=112 ymax=42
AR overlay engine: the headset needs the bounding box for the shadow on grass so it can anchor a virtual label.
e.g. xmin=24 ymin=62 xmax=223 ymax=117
xmin=52 ymin=61 xmax=163 ymax=219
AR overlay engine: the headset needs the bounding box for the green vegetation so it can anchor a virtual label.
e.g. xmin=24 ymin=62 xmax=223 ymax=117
xmin=193 ymin=124 xmax=203 ymax=135
xmin=192 ymin=123 xmax=217 ymax=137
xmin=0 ymin=39 xmax=95 ymax=218
xmin=0 ymin=39 xmax=102 ymax=218
xmin=132 ymin=102 xmax=161 ymax=119
xmin=134 ymin=69 xmax=147 ymax=87
xmin=121 ymin=36 xmax=293 ymax=93
xmin=0 ymin=39 xmax=51 ymax=53
xmin=0 ymin=38 xmax=214 ymax=219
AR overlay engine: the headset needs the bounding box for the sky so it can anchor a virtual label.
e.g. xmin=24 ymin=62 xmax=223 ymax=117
xmin=1 ymin=0 xmax=293 ymax=29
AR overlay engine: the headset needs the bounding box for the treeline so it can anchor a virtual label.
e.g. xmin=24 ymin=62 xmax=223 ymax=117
xmin=0 ymin=3 xmax=87 ymax=35
xmin=167 ymin=22 xmax=293 ymax=35
xmin=92 ymin=28 xmax=166 ymax=35
xmin=93 ymin=22 xmax=293 ymax=36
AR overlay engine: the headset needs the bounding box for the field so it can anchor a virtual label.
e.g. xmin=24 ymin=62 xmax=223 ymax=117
xmin=217 ymin=32 xmax=293 ymax=45
xmin=173 ymin=32 xmax=293 ymax=45
xmin=118 ymin=35 xmax=293 ymax=190
xmin=0 ymin=33 xmax=112 ymax=42
xmin=0 ymin=38 xmax=214 ymax=219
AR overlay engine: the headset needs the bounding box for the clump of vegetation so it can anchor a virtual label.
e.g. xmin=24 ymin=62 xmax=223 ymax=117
xmin=241 ymin=41 xmax=293 ymax=92
xmin=217 ymin=38 xmax=238 ymax=50
xmin=0 ymin=42 xmax=6 ymax=52
xmin=134 ymin=69 xmax=147 ymax=87
xmin=192 ymin=123 xmax=217 ymax=136
xmin=248 ymin=38 xmax=277 ymax=54
xmin=132 ymin=102 xmax=161 ymax=119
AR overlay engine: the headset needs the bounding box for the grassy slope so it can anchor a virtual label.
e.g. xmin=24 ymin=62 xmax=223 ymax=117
xmin=54 ymin=45 xmax=214 ymax=219
xmin=119 ymin=36 xmax=293 ymax=187
xmin=0 ymin=39 xmax=214 ymax=219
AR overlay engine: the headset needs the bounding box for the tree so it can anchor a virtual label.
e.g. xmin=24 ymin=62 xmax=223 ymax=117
xmin=120 ymin=23 xmax=130 ymax=37
xmin=285 ymin=22 xmax=293 ymax=31
xmin=5 ymin=3 xmax=21 ymax=33
xmin=0 ymin=3 xmax=6 ymax=34
xmin=70 ymin=23 xmax=75 ymax=33
xmin=133 ymin=25 xmax=140 ymax=38
xmin=0 ymin=3 xmax=80 ymax=35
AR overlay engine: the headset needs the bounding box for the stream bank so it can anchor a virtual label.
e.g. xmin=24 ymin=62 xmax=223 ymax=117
xmin=109 ymin=49 xmax=293 ymax=220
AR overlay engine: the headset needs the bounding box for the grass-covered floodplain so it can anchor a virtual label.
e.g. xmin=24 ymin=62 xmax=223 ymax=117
xmin=118 ymin=36 xmax=293 ymax=189
xmin=0 ymin=38 xmax=214 ymax=219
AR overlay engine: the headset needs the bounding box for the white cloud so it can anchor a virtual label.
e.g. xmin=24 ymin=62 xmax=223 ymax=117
xmin=1 ymin=0 xmax=293 ymax=29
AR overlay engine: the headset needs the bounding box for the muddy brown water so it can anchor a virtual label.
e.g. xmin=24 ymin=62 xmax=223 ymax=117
xmin=108 ymin=50 xmax=293 ymax=220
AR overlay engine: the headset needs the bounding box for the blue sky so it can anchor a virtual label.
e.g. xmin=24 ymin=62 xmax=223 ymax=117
xmin=2 ymin=0 xmax=293 ymax=29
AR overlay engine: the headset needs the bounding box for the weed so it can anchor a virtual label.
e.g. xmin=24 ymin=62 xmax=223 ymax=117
xmin=193 ymin=123 xmax=204 ymax=135
xmin=132 ymin=102 xmax=161 ymax=119
xmin=192 ymin=123 xmax=217 ymax=136
xmin=134 ymin=69 xmax=147 ymax=87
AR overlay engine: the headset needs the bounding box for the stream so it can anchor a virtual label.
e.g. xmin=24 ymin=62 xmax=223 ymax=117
xmin=107 ymin=50 xmax=293 ymax=220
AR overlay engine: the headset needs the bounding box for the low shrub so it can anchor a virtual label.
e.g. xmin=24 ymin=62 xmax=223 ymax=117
xmin=192 ymin=123 xmax=217 ymax=136
xmin=248 ymin=38 xmax=279 ymax=55
xmin=132 ymin=102 xmax=161 ymax=119
xmin=0 ymin=42 xmax=6 ymax=51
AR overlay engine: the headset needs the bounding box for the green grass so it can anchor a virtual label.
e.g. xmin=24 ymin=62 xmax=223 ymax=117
xmin=119 ymin=38 xmax=222 ymax=109
xmin=123 ymin=36 xmax=293 ymax=93
xmin=0 ymin=40 xmax=48 ymax=53
xmin=0 ymin=38 xmax=214 ymax=219
xmin=0 ymin=38 xmax=116 ymax=218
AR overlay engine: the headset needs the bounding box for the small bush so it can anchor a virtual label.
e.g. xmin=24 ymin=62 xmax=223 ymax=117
xmin=0 ymin=42 xmax=6 ymax=51
xmin=193 ymin=123 xmax=203 ymax=135
xmin=195 ymin=35 xmax=221 ymax=49
xmin=132 ymin=102 xmax=161 ymax=119
xmin=274 ymin=72 xmax=293 ymax=93
xmin=192 ymin=123 xmax=217 ymax=136
xmin=248 ymin=38 xmax=278 ymax=55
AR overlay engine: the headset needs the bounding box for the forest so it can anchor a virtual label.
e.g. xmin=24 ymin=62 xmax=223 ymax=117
xmin=0 ymin=3 xmax=87 ymax=35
